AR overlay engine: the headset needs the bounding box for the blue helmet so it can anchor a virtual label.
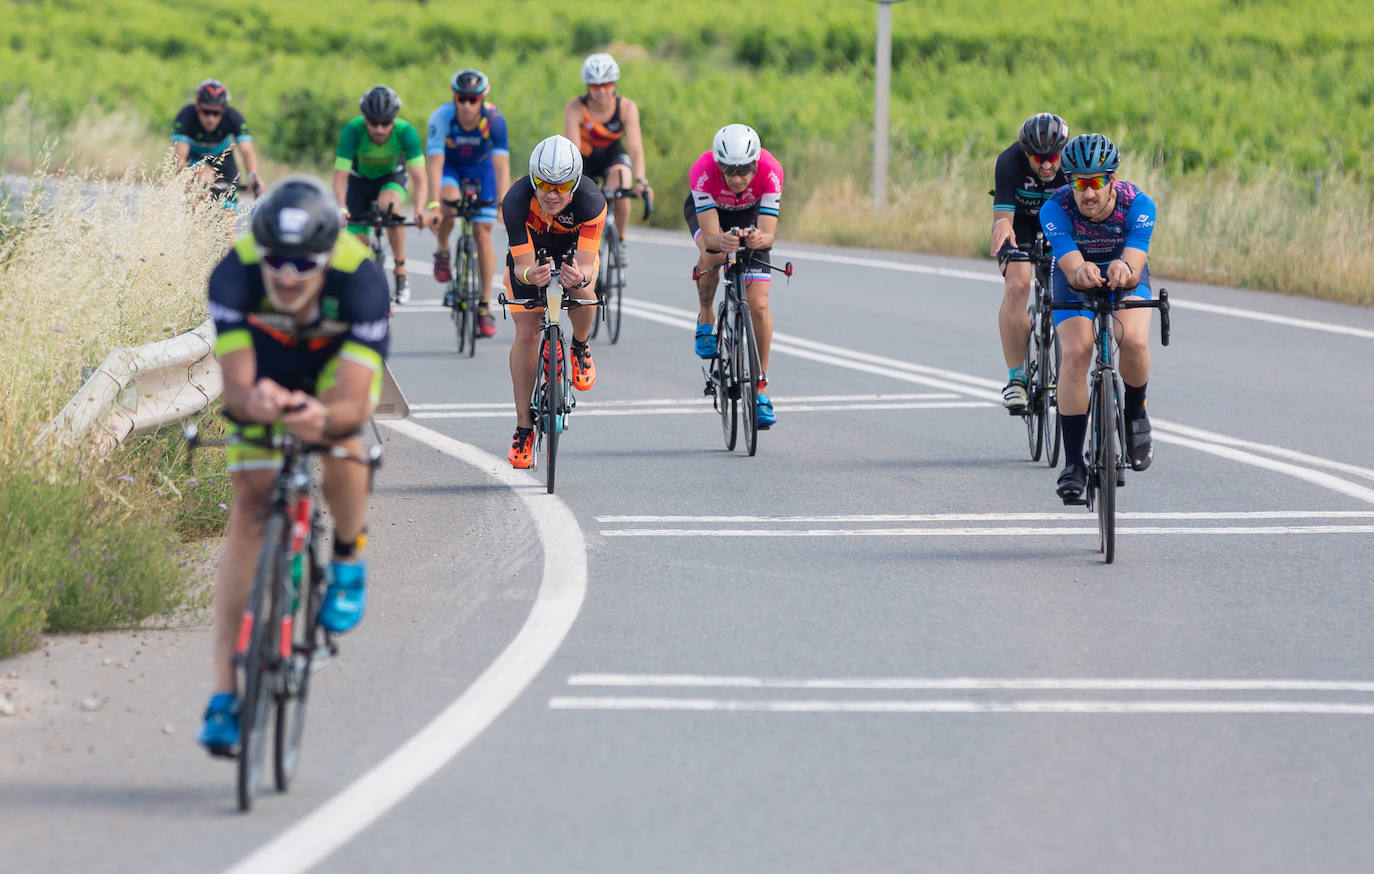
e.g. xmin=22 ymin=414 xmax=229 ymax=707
xmin=1061 ymin=133 xmax=1120 ymax=175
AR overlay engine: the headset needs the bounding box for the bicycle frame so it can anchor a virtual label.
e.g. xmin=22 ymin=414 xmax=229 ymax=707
xmin=445 ymin=179 xmax=495 ymax=357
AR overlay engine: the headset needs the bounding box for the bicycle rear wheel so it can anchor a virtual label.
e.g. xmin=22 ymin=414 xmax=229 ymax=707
xmin=738 ymin=299 xmax=760 ymax=457
xmin=604 ymin=225 xmax=625 ymax=344
xmin=1044 ymin=326 xmax=1062 ymax=467
xmin=1094 ymin=372 xmax=1118 ymax=563
xmin=1024 ymin=329 xmax=1044 ymax=462
xmin=715 ymin=303 xmax=737 ymax=451
xmin=544 ymin=327 xmax=563 ymax=494
xmin=238 ymin=512 xmax=285 ymax=811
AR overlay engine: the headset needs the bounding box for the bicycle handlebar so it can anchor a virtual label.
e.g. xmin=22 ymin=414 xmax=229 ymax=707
xmin=496 ymin=247 xmax=600 ymax=312
xmin=690 ymin=234 xmax=795 ymax=281
xmin=1050 ymin=285 xmax=1171 ymax=347
xmin=605 ymin=187 xmax=654 ymax=221
xmin=183 ymin=423 xmax=384 ymax=468
xmin=351 ymin=208 xmax=414 ymax=228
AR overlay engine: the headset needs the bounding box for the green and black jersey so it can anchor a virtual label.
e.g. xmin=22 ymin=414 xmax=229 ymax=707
xmin=334 ymin=117 xmax=425 ymax=179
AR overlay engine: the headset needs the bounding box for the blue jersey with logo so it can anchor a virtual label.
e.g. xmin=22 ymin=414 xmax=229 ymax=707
xmin=1039 ymin=181 xmax=1156 ymax=268
xmin=426 ymin=102 xmax=509 ymax=170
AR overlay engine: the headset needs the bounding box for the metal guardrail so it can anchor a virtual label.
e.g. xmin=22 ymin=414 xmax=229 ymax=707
xmin=41 ymin=318 xmax=409 ymax=453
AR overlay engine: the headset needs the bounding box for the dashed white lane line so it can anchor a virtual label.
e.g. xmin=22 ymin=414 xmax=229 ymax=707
xmin=566 ymin=674 xmax=1374 ymax=692
xmin=596 ymin=511 xmax=1374 ymax=523
xmin=222 ymin=420 xmax=586 ymax=874
xmin=548 ymin=697 xmax=1374 ymax=716
xmin=598 ymin=525 xmax=1374 ymax=538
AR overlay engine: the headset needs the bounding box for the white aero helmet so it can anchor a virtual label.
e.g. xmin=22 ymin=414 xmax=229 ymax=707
xmin=529 ymin=134 xmax=583 ymax=188
xmin=712 ymin=123 xmax=761 ymax=166
xmin=581 ymin=52 xmax=620 ymax=85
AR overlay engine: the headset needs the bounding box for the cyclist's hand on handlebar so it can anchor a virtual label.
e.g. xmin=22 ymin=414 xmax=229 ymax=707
xmin=1104 ymin=258 xmax=1134 ymax=290
xmin=718 ymin=230 xmax=742 ymax=253
xmin=246 ymin=378 xmax=292 ymax=423
xmin=425 ymin=206 xmax=443 ymax=233
xmin=558 ymin=259 xmax=587 ymax=290
xmin=413 ymin=207 xmax=428 ymax=230
xmin=1072 ymin=262 xmax=1104 ymax=290
xmin=742 ymin=227 xmax=771 ymax=250
xmin=524 ymin=257 xmax=554 ymax=288
xmin=280 ymin=392 xmax=329 ymax=443
xmin=990 ymin=220 xmax=1016 ymax=257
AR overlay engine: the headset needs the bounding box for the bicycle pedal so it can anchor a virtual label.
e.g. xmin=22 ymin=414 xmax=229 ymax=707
xmin=1060 ymin=493 xmax=1088 ymax=507
xmin=205 ymin=743 xmax=238 ymax=761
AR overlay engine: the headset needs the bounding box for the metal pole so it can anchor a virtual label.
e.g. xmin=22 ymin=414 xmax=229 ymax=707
xmin=873 ymin=0 xmax=897 ymax=213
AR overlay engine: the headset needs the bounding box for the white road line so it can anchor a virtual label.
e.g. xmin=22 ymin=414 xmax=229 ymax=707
xmin=548 ymin=696 xmax=1374 ymax=716
xmin=595 ymin=511 xmax=1374 ymax=523
xmin=632 ymin=229 xmax=1374 ymax=341
xmin=410 ymin=391 xmax=958 ymax=410
xmin=221 ymin=421 xmax=586 ymax=874
xmin=413 ymin=401 xmax=987 ymax=420
xmin=598 ymin=525 xmax=1374 ymax=538
xmin=565 ymin=674 xmax=1374 ymax=692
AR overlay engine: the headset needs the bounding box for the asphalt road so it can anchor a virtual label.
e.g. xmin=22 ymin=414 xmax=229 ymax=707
xmin=4 ymin=222 xmax=1374 ymax=874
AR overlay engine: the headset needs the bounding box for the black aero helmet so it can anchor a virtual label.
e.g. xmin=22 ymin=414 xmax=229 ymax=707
xmin=451 ymin=68 xmax=489 ymax=95
xmin=195 ymin=78 xmax=230 ymax=106
xmin=359 ymin=85 xmax=401 ymax=121
xmin=1061 ymin=133 xmax=1121 ymax=175
xmin=251 ymin=175 xmax=341 ymax=258
xmin=1019 ymin=112 xmax=1069 ymax=156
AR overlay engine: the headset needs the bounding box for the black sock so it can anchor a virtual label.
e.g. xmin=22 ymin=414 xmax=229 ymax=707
xmin=333 ymin=528 xmax=366 ymax=559
xmin=571 ymin=338 xmax=588 ymax=352
xmin=1125 ymin=382 xmax=1148 ymax=419
xmin=1061 ymin=414 xmax=1087 ymax=466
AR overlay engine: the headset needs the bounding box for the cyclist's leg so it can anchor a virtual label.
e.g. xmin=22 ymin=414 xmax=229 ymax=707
xmin=688 ymin=195 xmax=725 ymax=324
xmin=377 ymin=176 xmax=408 ymax=276
xmin=344 ymin=175 xmax=379 ymax=247
xmin=606 ymin=154 xmax=634 ymax=239
xmin=999 ymin=258 xmax=1033 ymax=371
xmin=434 ymin=170 xmax=461 ymax=270
xmin=507 ymin=265 xmax=543 ymax=429
xmin=1115 ymin=270 xmax=1154 ymax=468
xmin=209 ymin=452 xmax=277 ymax=696
xmin=744 ymin=256 xmax=774 ymax=375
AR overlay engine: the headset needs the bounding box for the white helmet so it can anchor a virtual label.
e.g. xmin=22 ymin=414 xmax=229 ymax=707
xmin=529 ymin=134 xmax=583 ymax=187
xmin=712 ymin=123 xmax=761 ymax=166
xmin=581 ymin=52 xmax=620 ymax=85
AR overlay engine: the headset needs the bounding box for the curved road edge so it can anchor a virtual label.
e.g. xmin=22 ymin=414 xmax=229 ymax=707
xmin=221 ymin=420 xmax=587 ymax=874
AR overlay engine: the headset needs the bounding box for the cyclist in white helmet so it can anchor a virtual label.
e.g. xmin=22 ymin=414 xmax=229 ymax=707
xmin=563 ymin=52 xmax=653 ymax=257
xmin=686 ymin=123 xmax=784 ymax=429
xmin=499 ymin=134 xmax=608 ymax=468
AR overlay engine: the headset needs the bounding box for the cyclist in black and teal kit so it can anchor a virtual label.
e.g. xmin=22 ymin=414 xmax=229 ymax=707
xmin=197 ymin=176 xmax=389 ymax=755
xmin=990 ymin=112 xmax=1069 ymax=413
xmin=1039 ymin=133 xmax=1158 ymax=503
xmin=172 ymin=78 xmax=262 ymax=200
xmin=332 ymin=85 xmax=429 ymax=305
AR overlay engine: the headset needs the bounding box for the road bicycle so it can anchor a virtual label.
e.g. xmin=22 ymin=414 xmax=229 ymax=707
xmin=352 ymin=205 xmax=416 ymax=306
xmin=1003 ymin=238 xmax=1060 ymax=465
xmin=497 ymin=249 xmax=599 ymax=494
xmin=441 ymin=178 xmax=495 ymax=357
xmin=186 ymin=423 xmax=381 ymax=811
xmin=1051 ymin=284 xmax=1170 ymax=563
xmin=694 ymin=233 xmax=793 ymax=457
xmin=588 ymin=187 xmax=653 ymax=345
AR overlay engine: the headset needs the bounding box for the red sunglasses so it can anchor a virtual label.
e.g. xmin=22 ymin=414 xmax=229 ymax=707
xmin=455 ymin=93 xmax=482 ymax=104
xmin=1030 ymin=152 xmax=1059 ymax=164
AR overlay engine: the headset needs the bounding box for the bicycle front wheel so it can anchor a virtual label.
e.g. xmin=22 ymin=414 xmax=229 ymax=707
xmin=544 ymin=327 xmax=563 ymax=494
xmin=462 ymin=237 xmax=479 ymax=358
xmin=1094 ymin=372 xmax=1118 ymax=563
xmin=715 ymin=303 xmax=737 ymax=451
xmin=1044 ymin=326 xmax=1062 ymax=467
xmin=1024 ymin=329 xmax=1044 ymax=462
xmin=274 ymin=533 xmax=319 ymax=792
xmin=604 ymin=224 xmax=625 ymax=344
xmin=737 ymin=300 xmax=760 ymax=457
xmin=238 ymin=512 xmax=286 ymax=811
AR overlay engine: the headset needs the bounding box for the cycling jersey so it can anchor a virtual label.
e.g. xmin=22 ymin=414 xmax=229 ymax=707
xmin=1040 ymin=180 xmax=1157 ymax=324
xmin=427 ymin=101 xmax=507 ymax=222
xmin=172 ymin=104 xmax=251 ymax=183
xmin=689 ymin=148 xmax=783 ymax=217
xmin=501 ymin=175 xmax=606 ymax=300
xmin=334 ymin=117 xmax=424 ymax=180
xmin=991 ymin=142 xmax=1067 ymax=245
xmin=576 ymin=95 xmax=625 ymax=154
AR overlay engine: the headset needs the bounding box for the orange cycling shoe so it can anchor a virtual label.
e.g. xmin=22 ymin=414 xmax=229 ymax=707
xmin=570 ymin=341 xmax=596 ymax=391
xmin=508 ymin=427 xmax=535 ymax=468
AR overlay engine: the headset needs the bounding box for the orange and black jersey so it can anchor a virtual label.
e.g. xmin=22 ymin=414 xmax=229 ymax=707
xmin=576 ymin=95 xmax=624 ymax=155
xmin=502 ymin=175 xmax=607 ymax=260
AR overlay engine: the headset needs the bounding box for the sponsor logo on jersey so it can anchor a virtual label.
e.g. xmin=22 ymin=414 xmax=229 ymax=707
xmin=209 ymin=301 xmax=244 ymax=324
xmin=322 ymin=297 xmax=339 ymax=321
xmin=351 ymin=318 xmax=388 ymax=342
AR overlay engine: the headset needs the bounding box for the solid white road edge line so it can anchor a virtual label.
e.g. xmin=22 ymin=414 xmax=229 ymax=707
xmin=547 ymin=696 xmax=1374 ymax=715
xmin=595 ymin=525 xmax=1374 ymax=538
xmin=565 ymin=674 xmax=1374 ymax=692
xmin=594 ymin=511 xmax=1374 ymax=523
xmin=220 ymin=420 xmax=587 ymax=874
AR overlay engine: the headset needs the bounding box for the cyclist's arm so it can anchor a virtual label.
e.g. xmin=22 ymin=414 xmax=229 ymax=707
xmin=493 ymin=153 xmax=510 ymax=220
xmin=1110 ymin=191 xmax=1156 ymax=290
xmin=236 ymin=140 xmax=260 ymax=179
xmin=746 ymin=213 xmax=778 ymax=250
xmin=331 ymin=170 xmax=350 ymax=215
xmin=504 ymin=184 xmax=552 ymax=287
xmin=172 ymin=140 xmax=191 ymax=171
xmin=333 ymin=123 xmax=359 ymax=211
xmin=281 ymin=357 xmax=376 ymax=443
xmin=1109 ymin=247 xmax=1148 ymax=291
xmin=695 ymin=207 xmax=731 ymax=252
xmin=990 ymin=147 xmax=1019 ymax=255
xmin=621 ymin=98 xmax=649 ymax=188
xmin=568 ymin=249 xmax=598 ymax=297
xmin=407 ymin=163 xmax=428 ymax=225
xmin=562 ymin=99 xmax=583 ymax=149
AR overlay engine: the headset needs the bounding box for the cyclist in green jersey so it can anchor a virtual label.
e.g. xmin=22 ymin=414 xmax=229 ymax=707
xmin=333 ymin=85 xmax=429 ymax=304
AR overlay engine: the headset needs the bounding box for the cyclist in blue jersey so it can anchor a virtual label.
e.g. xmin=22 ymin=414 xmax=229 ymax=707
xmin=1039 ymin=133 xmax=1158 ymax=503
xmin=197 ymin=177 xmax=389 ymax=754
xmin=172 ymin=79 xmax=263 ymax=199
xmin=425 ymin=69 xmax=511 ymax=339
xmin=990 ymin=113 xmax=1069 ymax=412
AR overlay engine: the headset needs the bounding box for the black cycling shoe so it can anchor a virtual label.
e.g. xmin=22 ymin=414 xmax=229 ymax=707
xmin=1057 ymin=462 xmax=1088 ymax=505
xmin=1126 ymin=412 xmax=1153 ymax=471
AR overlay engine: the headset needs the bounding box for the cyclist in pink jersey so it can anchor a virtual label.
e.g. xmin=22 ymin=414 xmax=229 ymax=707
xmin=685 ymin=123 xmax=783 ymax=428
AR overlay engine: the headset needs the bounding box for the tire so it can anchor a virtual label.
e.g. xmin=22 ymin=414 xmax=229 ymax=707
xmin=1024 ymin=328 xmax=1044 ymax=462
xmin=715 ymin=301 xmax=737 ymax=452
xmin=544 ymin=327 xmax=563 ymax=494
xmin=274 ymin=532 xmax=318 ymax=792
xmin=604 ymin=224 xmax=624 ymax=344
xmin=238 ymin=512 xmax=285 ymax=812
xmin=1044 ymin=326 xmax=1062 ymax=467
xmin=738 ymin=296 xmax=760 ymax=457
xmin=1095 ymin=370 xmax=1117 ymax=563
xmin=462 ymin=237 xmax=479 ymax=358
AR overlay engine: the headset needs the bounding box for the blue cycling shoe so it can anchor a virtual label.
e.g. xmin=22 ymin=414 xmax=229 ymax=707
xmin=756 ymin=393 xmax=777 ymax=429
xmin=197 ymin=691 xmax=239 ymax=755
xmin=695 ymin=323 xmax=717 ymax=359
xmin=320 ymin=559 xmax=367 ymax=633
